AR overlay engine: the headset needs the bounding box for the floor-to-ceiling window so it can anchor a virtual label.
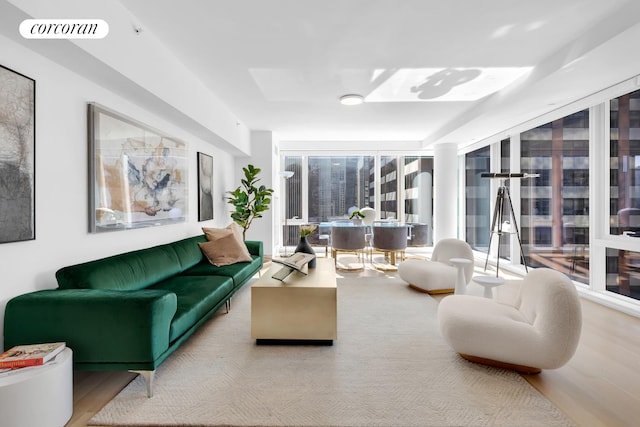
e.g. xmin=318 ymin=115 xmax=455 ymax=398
xmin=282 ymin=155 xmax=375 ymax=248
xmin=520 ymin=109 xmax=590 ymax=283
xmin=607 ymin=89 xmax=640 ymax=300
xmin=281 ymin=153 xmax=432 ymax=248
xmin=462 ymin=78 xmax=640 ymax=313
xmin=470 ymin=140 xmax=512 ymax=263
xmin=465 ymin=146 xmax=491 ymax=252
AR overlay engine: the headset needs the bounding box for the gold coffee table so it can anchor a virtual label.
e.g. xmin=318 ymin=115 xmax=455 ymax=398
xmin=251 ymin=257 xmax=337 ymax=344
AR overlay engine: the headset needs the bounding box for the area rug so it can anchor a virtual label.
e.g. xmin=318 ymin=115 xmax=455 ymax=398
xmin=90 ymin=268 xmax=575 ymax=427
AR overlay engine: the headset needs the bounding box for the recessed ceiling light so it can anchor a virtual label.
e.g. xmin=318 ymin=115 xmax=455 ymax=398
xmin=339 ymin=94 xmax=364 ymax=106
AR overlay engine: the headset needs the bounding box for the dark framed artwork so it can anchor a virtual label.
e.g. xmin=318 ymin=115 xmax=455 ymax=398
xmin=0 ymin=65 xmax=35 ymax=243
xmin=88 ymin=103 xmax=188 ymax=232
xmin=197 ymin=152 xmax=214 ymax=221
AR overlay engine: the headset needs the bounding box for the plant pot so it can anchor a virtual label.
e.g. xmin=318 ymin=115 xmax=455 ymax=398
xmin=295 ymin=236 xmax=316 ymax=268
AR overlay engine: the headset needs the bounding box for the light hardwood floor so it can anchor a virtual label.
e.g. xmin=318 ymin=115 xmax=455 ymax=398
xmin=523 ymin=297 xmax=640 ymax=427
xmin=66 ymin=288 xmax=640 ymax=427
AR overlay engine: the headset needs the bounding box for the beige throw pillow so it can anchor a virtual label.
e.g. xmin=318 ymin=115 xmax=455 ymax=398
xmin=199 ymin=223 xmax=252 ymax=267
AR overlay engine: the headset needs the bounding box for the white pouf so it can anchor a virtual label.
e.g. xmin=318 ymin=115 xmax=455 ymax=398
xmin=398 ymin=238 xmax=474 ymax=294
xmin=399 ymin=258 xmax=457 ymax=293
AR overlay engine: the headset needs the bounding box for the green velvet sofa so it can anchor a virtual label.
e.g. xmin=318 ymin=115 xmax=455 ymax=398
xmin=3 ymin=234 xmax=263 ymax=396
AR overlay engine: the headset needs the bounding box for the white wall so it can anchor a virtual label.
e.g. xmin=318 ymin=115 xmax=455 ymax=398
xmin=0 ymin=33 xmax=239 ymax=348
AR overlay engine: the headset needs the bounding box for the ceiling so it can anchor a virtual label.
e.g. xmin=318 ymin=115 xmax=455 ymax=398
xmin=121 ymin=0 xmax=640 ymax=146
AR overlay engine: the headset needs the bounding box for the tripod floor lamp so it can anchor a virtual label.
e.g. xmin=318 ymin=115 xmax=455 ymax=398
xmin=481 ymin=173 xmax=539 ymax=277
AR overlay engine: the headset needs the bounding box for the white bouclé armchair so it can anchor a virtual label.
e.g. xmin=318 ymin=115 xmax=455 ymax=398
xmin=438 ymin=268 xmax=582 ymax=373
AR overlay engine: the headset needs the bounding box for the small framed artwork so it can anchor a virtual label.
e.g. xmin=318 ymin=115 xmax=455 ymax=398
xmin=88 ymin=103 xmax=188 ymax=232
xmin=0 ymin=65 xmax=35 ymax=243
xmin=197 ymin=152 xmax=214 ymax=221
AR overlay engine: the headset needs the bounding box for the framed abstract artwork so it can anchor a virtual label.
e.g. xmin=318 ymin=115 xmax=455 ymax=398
xmin=88 ymin=103 xmax=188 ymax=232
xmin=197 ymin=152 xmax=214 ymax=221
xmin=0 ymin=65 xmax=35 ymax=243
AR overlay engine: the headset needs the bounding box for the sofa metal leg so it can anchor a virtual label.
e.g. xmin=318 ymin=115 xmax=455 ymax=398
xmin=130 ymin=370 xmax=155 ymax=397
xmin=226 ymin=299 xmax=231 ymax=313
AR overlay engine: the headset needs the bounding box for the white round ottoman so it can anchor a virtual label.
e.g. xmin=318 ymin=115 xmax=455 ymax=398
xmin=0 ymin=348 xmax=73 ymax=427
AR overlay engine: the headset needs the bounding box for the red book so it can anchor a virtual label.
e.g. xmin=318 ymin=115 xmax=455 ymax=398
xmin=0 ymin=342 xmax=66 ymax=369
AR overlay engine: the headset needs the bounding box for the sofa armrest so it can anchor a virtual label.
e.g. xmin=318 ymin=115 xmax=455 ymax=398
xmin=245 ymin=240 xmax=263 ymax=258
xmin=4 ymin=289 xmax=177 ymax=366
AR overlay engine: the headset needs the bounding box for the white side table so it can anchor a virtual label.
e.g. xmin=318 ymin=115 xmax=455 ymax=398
xmin=450 ymin=258 xmax=472 ymax=295
xmin=473 ymin=276 xmax=506 ymax=299
xmin=0 ymin=347 xmax=73 ymax=427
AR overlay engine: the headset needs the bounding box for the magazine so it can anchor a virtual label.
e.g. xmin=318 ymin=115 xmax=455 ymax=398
xmin=272 ymin=252 xmax=316 ymax=274
xmin=271 ymin=252 xmax=316 ymax=280
xmin=0 ymin=342 xmax=66 ymax=369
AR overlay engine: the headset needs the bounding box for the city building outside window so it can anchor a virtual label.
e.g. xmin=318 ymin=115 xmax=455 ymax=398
xmin=520 ymin=109 xmax=590 ymax=283
xmin=282 ymin=154 xmax=433 ymax=248
xmin=465 ymin=146 xmax=491 ymax=253
xmin=607 ymin=89 xmax=640 ymax=300
xmin=308 ymin=156 xmax=374 ymax=222
xmin=379 ymin=156 xmax=398 ymax=220
xmin=404 ymin=156 xmax=434 ymax=246
xmin=282 ymin=156 xmax=302 ymax=247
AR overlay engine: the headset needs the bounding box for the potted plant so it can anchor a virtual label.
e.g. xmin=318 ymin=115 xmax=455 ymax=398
xmin=349 ymin=210 xmax=365 ymax=225
xmin=226 ymin=164 xmax=274 ymax=239
xmin=299 ymin=223 xmax=318 ymax=238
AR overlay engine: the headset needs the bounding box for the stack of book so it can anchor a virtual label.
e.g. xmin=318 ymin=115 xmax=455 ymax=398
xmin=0 ymin=342 xmax=66 ymax=371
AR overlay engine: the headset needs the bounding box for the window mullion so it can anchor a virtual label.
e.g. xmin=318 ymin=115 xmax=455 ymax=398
xmin=510 ymin=133 xmax=522 ymax=268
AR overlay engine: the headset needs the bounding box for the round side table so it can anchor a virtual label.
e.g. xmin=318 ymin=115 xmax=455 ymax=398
xmin=0 ymin=347 xmax=73 ymax=427
xmin=473 ymin=276 xmax=505 ymax=299
xmin=450 ymin=258 xmax=472 ymax=295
